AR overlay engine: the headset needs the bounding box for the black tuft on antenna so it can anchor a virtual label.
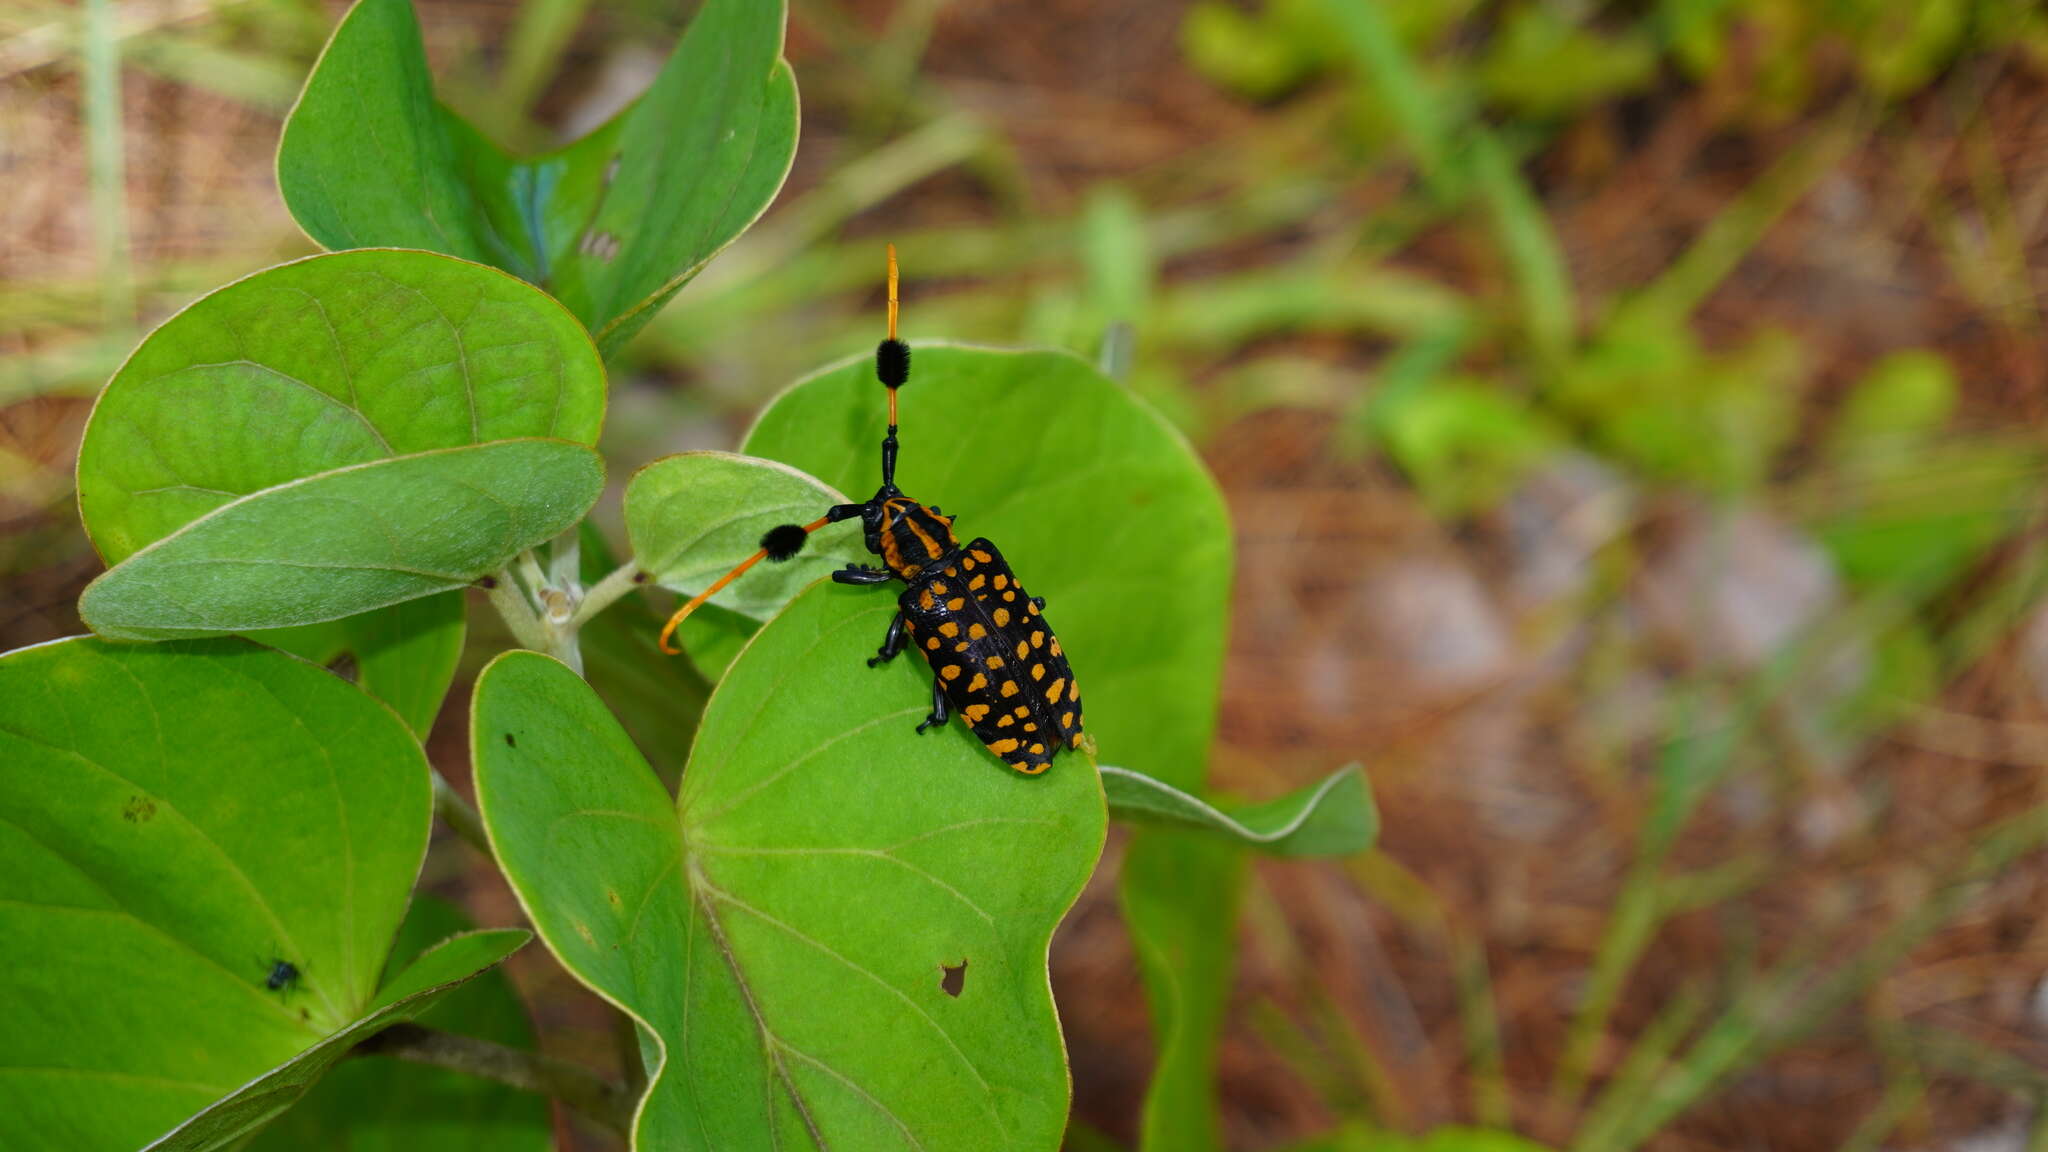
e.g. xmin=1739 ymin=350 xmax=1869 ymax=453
xmin=876 ymin=339 xmax=911 ymax=388
xmin=760 ymin=523 xmax=811 ymax=562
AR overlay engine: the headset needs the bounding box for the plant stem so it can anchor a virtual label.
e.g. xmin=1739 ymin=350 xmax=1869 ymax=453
xmin=568 ymin=560 xmax=646 ymax=630
xmin=485 ymin=570 xmax=551 ymax=652
xmin=431 ymin=770 xmax=491 ymax=856
xmin=355 ymin=1023 xmax=633 ymax=1136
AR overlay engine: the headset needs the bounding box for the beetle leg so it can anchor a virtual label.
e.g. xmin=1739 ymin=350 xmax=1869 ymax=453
xmin=832 ymin=564 xmax=894 ymax=586
xmin=867 ymin=612 xmax=907 ymax=668
xmin=915 ymin=676 xmax=950 ymax=734
xmin=1031 ymin=596 xmax=1046 ymax=610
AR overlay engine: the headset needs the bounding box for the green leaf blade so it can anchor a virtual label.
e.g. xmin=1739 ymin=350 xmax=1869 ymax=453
xmin=475 ymin=582 xmax=1106 ymax=1150
xmin=1102 ymin=764 xmax=1377 ymax=857
xmin=80 ymin=440 xmax=604 ymax=640
xmin=744 ymin=345 xmax=1235 ymax=1152
xmin=147 ymin=929 xmax=531 ymax=1152
xmin=277 ymin=0 xmax=799 ymax=354
xmin=0 ymin=637 xmax=436 ymax=1151
xmin=78 ymin=248 xmax=606 ymax=565
xmin=243 ymin=896 xmax=551 ymax=1152
xmin=624 ymin=450 xmax=860 ymax=621
xmin=275 ymin=0 xmax=503 ymax=267
xmin=251 ymin=592 xmax=469 ymax=740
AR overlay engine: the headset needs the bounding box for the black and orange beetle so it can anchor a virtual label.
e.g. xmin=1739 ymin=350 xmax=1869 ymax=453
xmin=659 ymin=247 xmax=1085 ymax=774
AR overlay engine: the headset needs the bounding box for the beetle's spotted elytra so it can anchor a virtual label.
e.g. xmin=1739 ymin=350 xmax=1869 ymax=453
xmin=660 ymin=246 xmax=1085 ymax=774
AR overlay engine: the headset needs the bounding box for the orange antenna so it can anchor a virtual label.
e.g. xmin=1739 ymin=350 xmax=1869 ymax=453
xmin=887 ymin=243 xmax=900 ymax=341
xmin=886 ymin=244 xmax=901 ymax=427
xmin=658 ymin=515 xmax=830 ymax=654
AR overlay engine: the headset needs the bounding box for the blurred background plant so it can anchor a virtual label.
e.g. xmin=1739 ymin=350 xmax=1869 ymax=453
xmin=7 ymin=0 xmax=2048 ymax=1148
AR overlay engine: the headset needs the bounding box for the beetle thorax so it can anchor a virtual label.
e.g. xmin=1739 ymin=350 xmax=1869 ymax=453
xmin=875 ymin=496 xmax=958 ymax=579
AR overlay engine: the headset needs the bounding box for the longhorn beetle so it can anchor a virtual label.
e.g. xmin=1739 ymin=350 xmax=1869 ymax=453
xmin=659 ymin=246 xmax=1085 ymax=775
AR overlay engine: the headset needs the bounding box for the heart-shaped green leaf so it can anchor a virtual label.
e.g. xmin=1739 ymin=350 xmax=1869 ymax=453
xmin=473 ymin=584 xmax=1106 ymax=1150
xmin=80 ymin=440 xmax=603 ymax=641
xmin=1103 ymin=764 xmax=1377 ymax=856
xmin=277 ymin=0 xmax=797 ymax=356
xmin=0 ymin=637 xmax=438 ymax=1150
xmin=251 ymin=592 xmax=468 ymax=740
xmin=77 ymin=248 xmax=606 ymax=566
xmin=242 ymin=895 xmax=550 ymax=1152
xmin=147 ymin=928 xmax=531 ymax=1152
xmin=744 ymin=345 xmax=1235 ymax=1152
xmin=625 ymin=451 xmax=863 ymax=621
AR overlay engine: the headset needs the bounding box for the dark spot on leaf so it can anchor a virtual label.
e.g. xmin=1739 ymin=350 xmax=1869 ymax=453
xmin=325 ymin=653 xmax=359 ymax=684
xmin=504 ymin=733 xmax=517 ymax=748
xmin=121 ymin=795 xmax=156 ymax=823
xmin=606 ymin=889 xmax=621 ymax=908
xmin=940 ymin=959 xmax=967 ymax=998
xmin=478 ymin=575 xmax=499 ymax=590
xmin=632 ymin=571 xmax=650 ymax=584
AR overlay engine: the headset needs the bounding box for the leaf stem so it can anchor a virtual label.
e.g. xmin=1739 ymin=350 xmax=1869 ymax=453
xmin=431 ymin=770 xmax=491 ymax=856
xmin=354 ymin=1022 xmax=633 ymax=1136
xmin=568 ymin=560 xmax=646 ymax=630
xmin=485 ymin=569 xmax=552 ymax=652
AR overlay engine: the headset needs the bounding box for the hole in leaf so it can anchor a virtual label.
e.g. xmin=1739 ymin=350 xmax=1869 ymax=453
xmin=940 ymin=959 xmax=967 ymax=998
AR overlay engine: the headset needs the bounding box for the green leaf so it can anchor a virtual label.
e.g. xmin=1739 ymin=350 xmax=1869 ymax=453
xmin=624 ymin=451 xmax=863 ymax=620
xmin=743 ymin=346 xmax=1232 ymax=789
xmin=80 ymin=440 xmax=604 ymax=641
xmin=0 ymin=637 xmax=432 ymax=1150
xmin=473 ymin=586 xmax=1107 ymax=1150
xmin=253 ymin=592 xmax=467 ymax=739
xmin=743 ymin=346 xmax=1233 ymax=1152
xmin=77 ymin=248 xmax=606 ymax=566
xmin=1102 ymin=764 xmax=1376 ymax=856
xmin=242 ymin=896 xmax=550 ymax=1152
xmin=575 ymin=520 xmax=712 ymax=774
xmin=150 ymin=929 xmax=531 ymax=1152
xmin=1120 ymin=831 xmax=1245 ymax=1152
xmin=277 ymin=0 xmax=798 ymax=356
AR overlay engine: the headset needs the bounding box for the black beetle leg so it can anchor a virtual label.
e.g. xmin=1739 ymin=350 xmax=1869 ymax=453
xmin=915 ymin=676 xmax=950 ymax=734
xmin=832 ymin=564 xmax=894 ymax=586
xmin=867 ymin=612 xmax=907 ymax=668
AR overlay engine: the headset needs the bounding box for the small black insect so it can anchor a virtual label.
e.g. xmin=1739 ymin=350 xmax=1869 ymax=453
xmin=264 ymin=958 xmax=300 ymax=994
xmin=660 ymin=246 xmax=1085 ymax=774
